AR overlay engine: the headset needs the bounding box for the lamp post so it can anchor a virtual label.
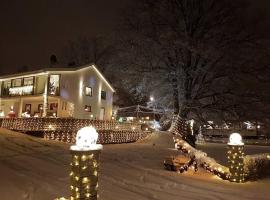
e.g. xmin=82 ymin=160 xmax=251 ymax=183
xmin=69 ymin=127 xmax=103 ymax=200
xmin=227 ymin=133 xmax=245 ymax=183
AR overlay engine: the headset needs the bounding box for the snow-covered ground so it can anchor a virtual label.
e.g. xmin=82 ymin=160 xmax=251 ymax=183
xmin=0 ymin=128 xmax=269 ymax=200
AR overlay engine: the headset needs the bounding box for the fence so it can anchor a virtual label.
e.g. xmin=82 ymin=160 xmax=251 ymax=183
xmin=0 ymin=118 xmax=141 ymax=131
xmin=44 ymin=130 xmax=149 ymax=144
xmin=0 ymin=118 xmax=149 ymax=144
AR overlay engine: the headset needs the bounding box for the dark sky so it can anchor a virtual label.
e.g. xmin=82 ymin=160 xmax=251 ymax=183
xmin=0 ymin=0 xmax=269 ymax=75
xmin=0 ymin=0 xmax=124 ymax=74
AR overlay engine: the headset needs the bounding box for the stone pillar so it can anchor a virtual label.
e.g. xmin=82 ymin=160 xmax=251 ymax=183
xmin=70 ymin=149 xmax=101 ymax=200
xmin=227 ymin=133 xmax=245 ymax=183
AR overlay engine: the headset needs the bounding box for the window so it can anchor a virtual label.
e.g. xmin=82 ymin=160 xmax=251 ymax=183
xmin=101 ymin=90 xmax=106 ymax=100
xmin=50 ymin=103 xmax=58 ymax=110
xmin=38 ymin=104 xmax=43 ymax=112
xmin=2 ymin=80 xmax=11 ymax=96
xmin=84 ymin=105 xmax=91 ymax=112
xmin=12 ymin=79 xmax=22 ymax=87
xmin=23 ymin=77 xmax=34 ymax=86
xmin=85 ymin=86 xmax=92 ymax=96
xmin=25 ymin=104 xmax=31 ymax=113
xmin=48 ymin=75 xmax=60 ymax=95
xmin=3 ymin=80 xmax=11 ymax=88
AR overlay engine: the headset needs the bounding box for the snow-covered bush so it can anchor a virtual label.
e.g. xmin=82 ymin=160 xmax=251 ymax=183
xmin=244 ymin=154 xmax=270 ymax=180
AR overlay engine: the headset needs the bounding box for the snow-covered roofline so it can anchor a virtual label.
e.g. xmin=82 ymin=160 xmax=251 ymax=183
xmin=0 ymin=64 xmax=115 ymax=92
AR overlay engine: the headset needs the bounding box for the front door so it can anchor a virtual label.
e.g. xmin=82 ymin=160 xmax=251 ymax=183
xmin=100 ymin=108 xmax=105 ymax=120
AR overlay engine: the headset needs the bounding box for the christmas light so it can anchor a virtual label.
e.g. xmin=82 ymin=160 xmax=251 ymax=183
xmin=69 ymin=127 xmax=103 ymax=200
xmin=228 ymin=133 xmax=244 ymax=146
xmin=227 ymin=133 xmax=245 ymax=183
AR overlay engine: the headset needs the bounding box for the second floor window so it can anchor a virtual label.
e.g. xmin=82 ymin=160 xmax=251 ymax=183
xmin=48 ymin=75 xmax=60 ymax=95
xmin=24 ymin=77 xmax=34 ymax=86
xmin=12 ymin=78 xmax=22 ymax=87
xmin=85 ymin=87 xmax=92 ymax=96
xmin=101 ymin=90 xmax=106 ymax=100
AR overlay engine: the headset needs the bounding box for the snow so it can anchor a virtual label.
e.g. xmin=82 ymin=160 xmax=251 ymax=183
xmin=0 ymin=128 xmax=270 ymax=200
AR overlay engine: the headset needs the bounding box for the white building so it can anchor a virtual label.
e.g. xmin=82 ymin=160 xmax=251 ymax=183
xmin=0 ymin=64 xmax=115 ymax=120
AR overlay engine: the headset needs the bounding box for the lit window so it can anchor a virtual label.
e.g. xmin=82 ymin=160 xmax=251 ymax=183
xmin=38 ymin=104 xmax=43 ymax=112
xmin=101 ymin=91 xmax=106 ymax=100
xmin=48 ymin=75 xmax=60 ymax=95
xmin=23 ymin=77 xmax=34 ymax=86
xmin=85 ymin=87 xmax=92 ymax=96
xmin=84 ymin=105 xmax=91 ymax=112
xmin=12 ymin=79 xmax=22 ymax=87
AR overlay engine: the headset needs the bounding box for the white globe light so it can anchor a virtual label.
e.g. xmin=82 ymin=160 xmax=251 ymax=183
xmin=70 ymin=126 xmax=102 ymax=151
xmin=228 ymin=133 xmax=244 ymax=145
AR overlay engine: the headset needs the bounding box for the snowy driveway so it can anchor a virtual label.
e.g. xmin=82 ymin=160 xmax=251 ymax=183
xmin=0 ymin=128 xmax=270 ymax=200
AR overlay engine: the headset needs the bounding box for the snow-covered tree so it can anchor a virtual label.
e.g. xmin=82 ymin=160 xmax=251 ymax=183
xmin=120 ymin=0 xmax=270 ymax=124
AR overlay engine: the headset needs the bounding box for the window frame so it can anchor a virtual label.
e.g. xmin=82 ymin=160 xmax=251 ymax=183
xmin=85 ymin=86 xmax=93 ymax=96
xmin=84 ymin=105 xmax=91 ymax=112
xmin=101 ymin=90 xmax=106 ymax=100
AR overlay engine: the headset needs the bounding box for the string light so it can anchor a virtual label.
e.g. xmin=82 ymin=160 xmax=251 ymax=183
xmin=1 ymin=118 xmax=149 ymax=144
xmin=168 ymin=116 xmax=231 ymax=181
xmin=227 ymin=133 xmax=245 ymax=183
xmin=69 ymin=127 xmax=102 ymax=200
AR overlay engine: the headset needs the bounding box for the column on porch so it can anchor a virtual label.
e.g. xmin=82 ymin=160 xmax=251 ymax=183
xmin=43 ymin=75 xmax=48 ymax=117
xmin=57 ymin=98 xmax=61 ymax=117
xmin=18 ymin=97 xmax=23 ymax=117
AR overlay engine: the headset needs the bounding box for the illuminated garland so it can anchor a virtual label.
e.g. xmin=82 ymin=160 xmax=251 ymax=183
xmin=1 ymin=118 xmax=141 ymax=132
xmin=169 ymin=115 xmax=231 ymax=181
xmin=44 ymin=130 xmax=149 ymax=144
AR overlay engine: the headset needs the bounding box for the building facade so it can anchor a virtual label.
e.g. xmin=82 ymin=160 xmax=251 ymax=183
xmin=0 ymin=64 xmax=114 ymax=120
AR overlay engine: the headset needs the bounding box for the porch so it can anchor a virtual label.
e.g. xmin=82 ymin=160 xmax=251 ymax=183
xmin=0 ymin=95 xmax=74 ymax=118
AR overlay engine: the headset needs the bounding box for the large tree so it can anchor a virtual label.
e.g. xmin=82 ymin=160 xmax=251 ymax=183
xmin=120 ymin=0 xmax=270 ymax=124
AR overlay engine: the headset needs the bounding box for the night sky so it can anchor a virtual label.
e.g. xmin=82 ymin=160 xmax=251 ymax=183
xmin=0 ymin=0 xmax=269 ymax=75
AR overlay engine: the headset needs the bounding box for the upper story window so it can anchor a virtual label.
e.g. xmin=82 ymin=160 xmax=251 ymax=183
xmin=1 ymin=80 xmax=11 ymax=96
xmin=48 ymin=75 xmax=60 ymax=95
xmin=85 ymin=86 xmax=93 ymax=96
xmin=101 ymin=90 xmax=106 ymax=100
xmin=12 ymin=78 xmax=22 ymax=87
xmin=3 ymin=80 xmax=11 ymax=89
xmin=23 ymin=77 xmax=34 ymax=86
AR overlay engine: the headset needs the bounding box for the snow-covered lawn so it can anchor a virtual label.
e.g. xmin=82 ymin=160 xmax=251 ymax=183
xmin=0 ymin=128 xmax=269 ymax=200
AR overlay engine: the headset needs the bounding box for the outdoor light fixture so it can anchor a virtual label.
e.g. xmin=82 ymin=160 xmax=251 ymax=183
xmin=228 ymin=132 xmax=244 ymax=146
xmin=70 ymin=127 xmax=102 ymax=151
xmin=227 ymin=133 xmax=245 ymax=183
xmin=69 ymin=127 xmax=102 ymax=200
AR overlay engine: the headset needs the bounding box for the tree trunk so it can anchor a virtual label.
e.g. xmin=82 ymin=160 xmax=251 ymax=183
xmin=171 ymin=75 xmax=180 ymax=114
